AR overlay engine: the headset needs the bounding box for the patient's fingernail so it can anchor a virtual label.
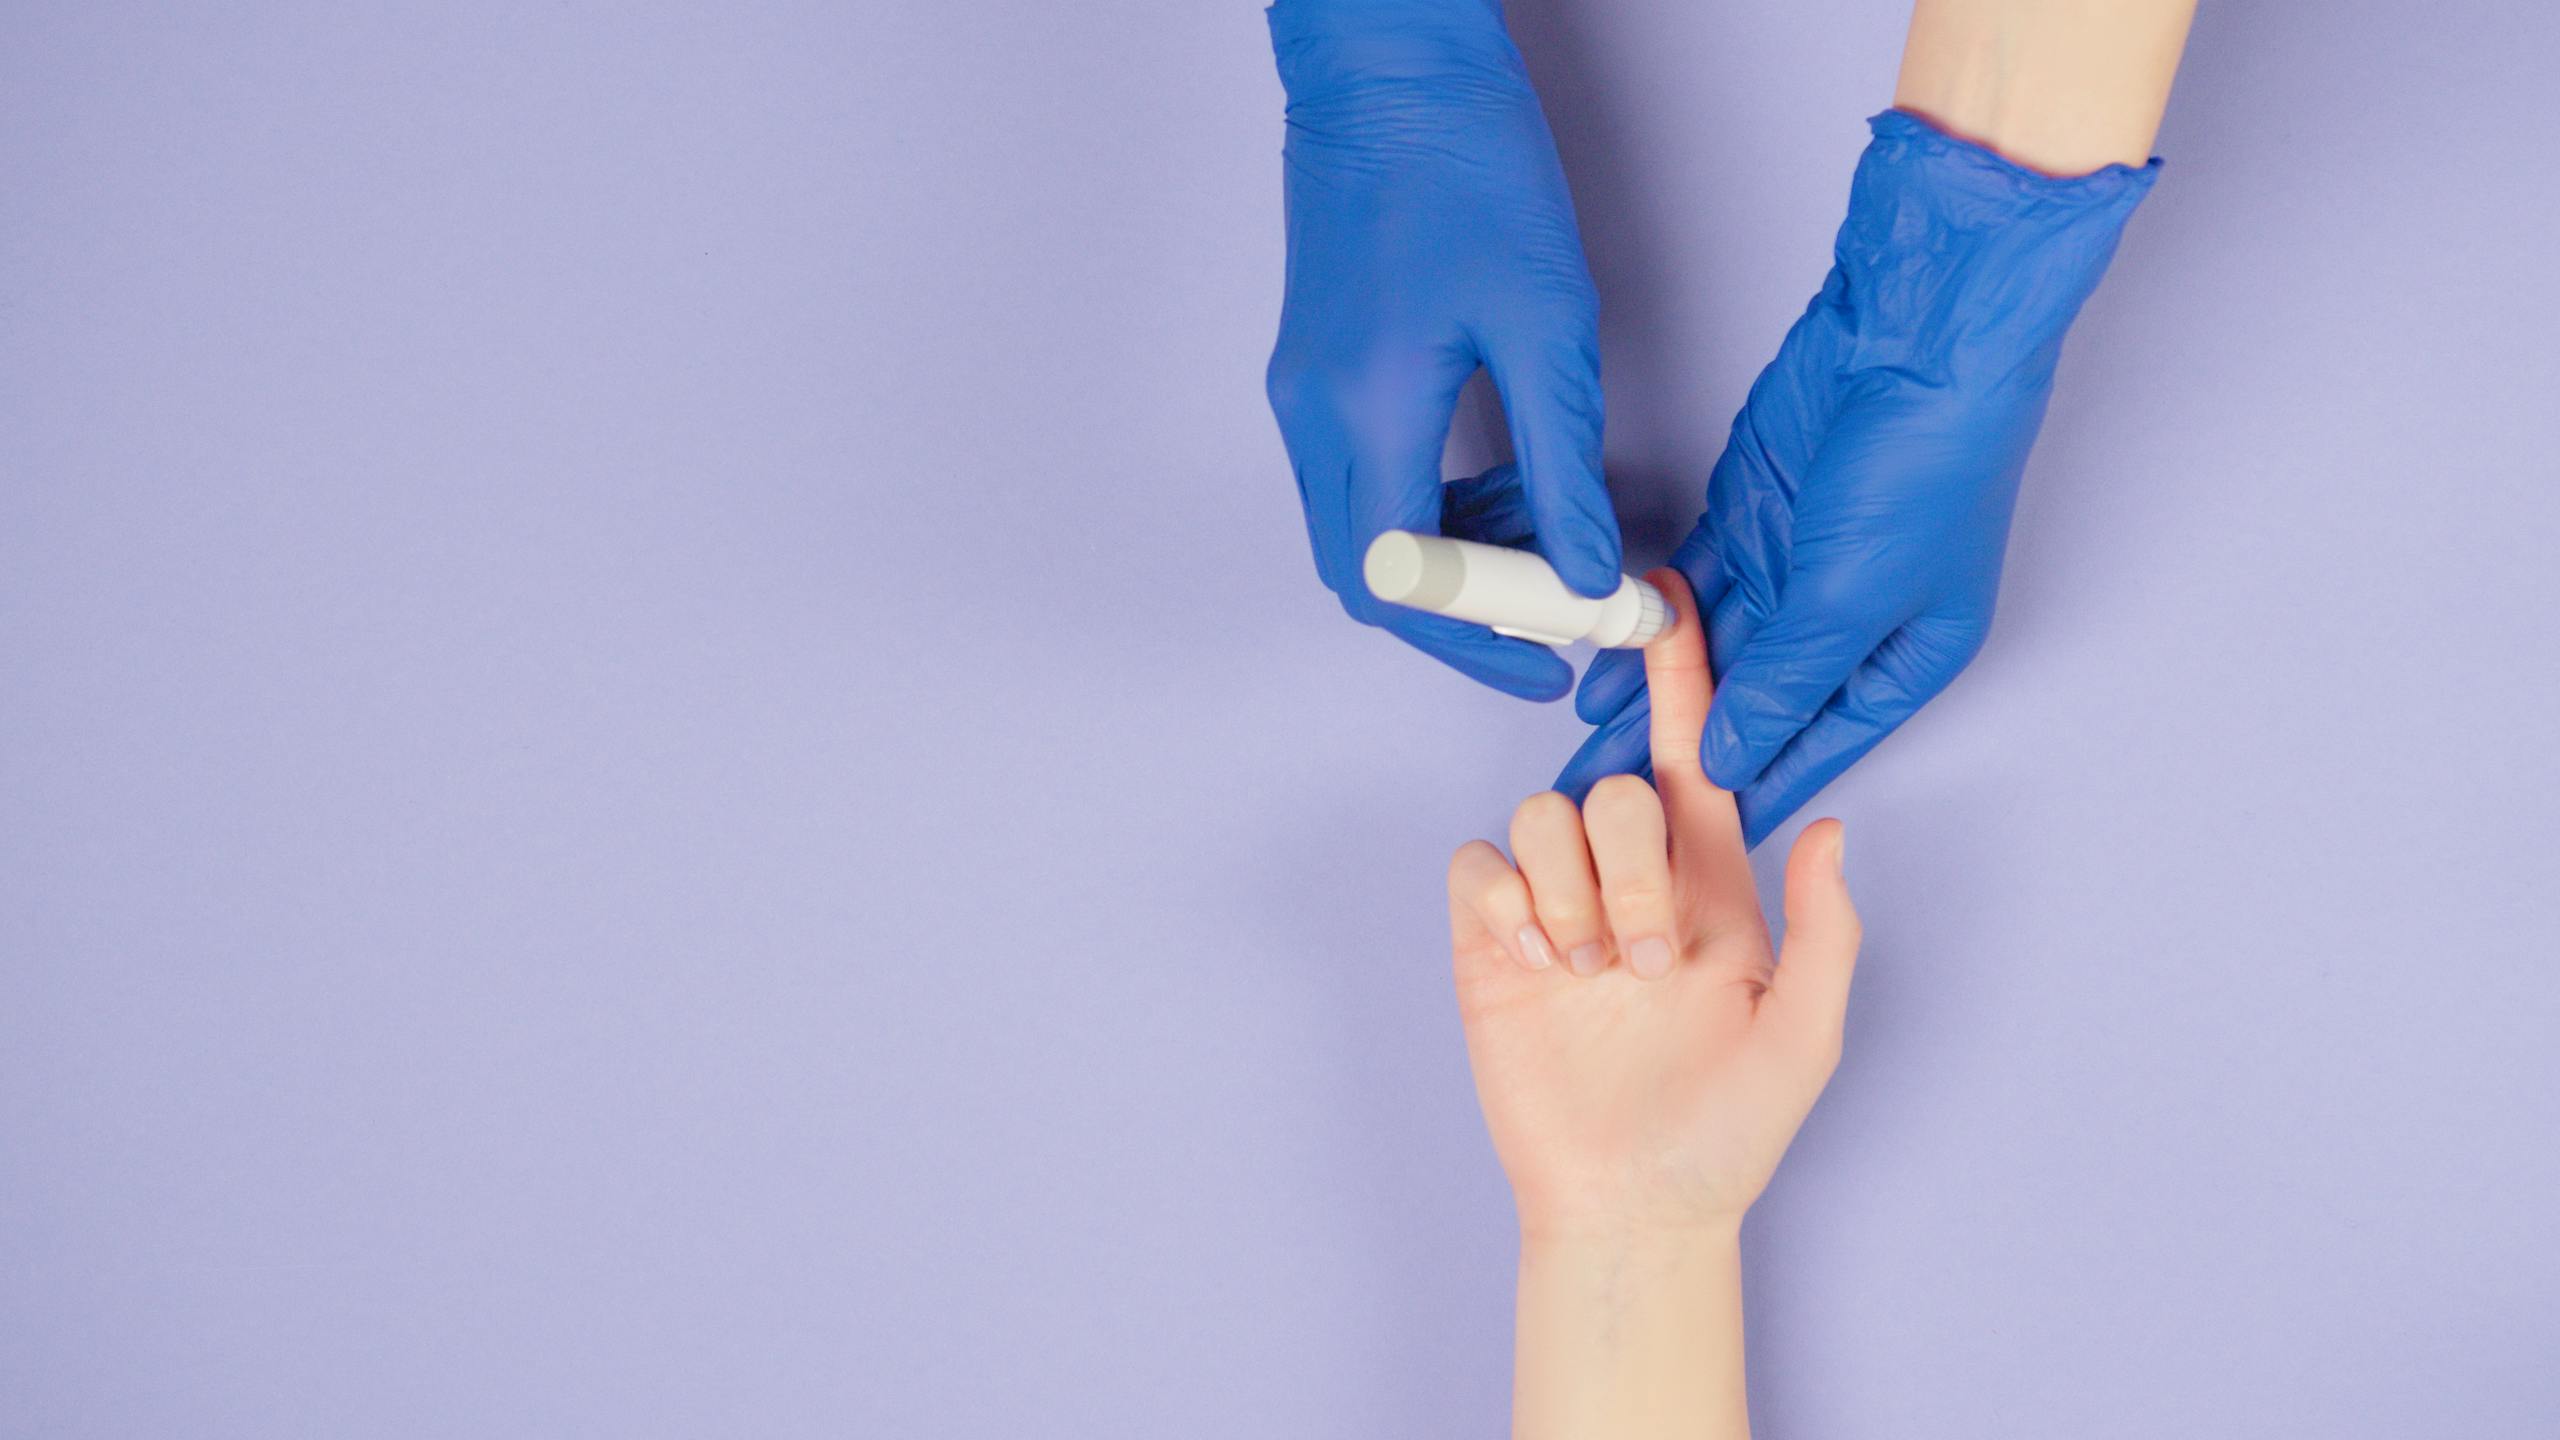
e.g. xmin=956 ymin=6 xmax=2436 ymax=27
xmin=1515 ymin=926 xmax=1557 ymax=971
xmin=1568 ymin=943 xmax=1607 ymax=977
xmin=1833 ymin=827 xmax=1849 ymax=877
xmin=1629 ymin=937 xmax=1674 ymax=980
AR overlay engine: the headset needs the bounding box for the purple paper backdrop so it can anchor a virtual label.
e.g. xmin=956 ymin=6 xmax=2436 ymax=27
xmin=5 ymin=2 xmax=2556 ymax=1435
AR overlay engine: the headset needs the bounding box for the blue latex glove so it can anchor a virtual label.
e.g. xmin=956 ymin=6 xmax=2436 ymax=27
xmin=1265 ymin=0 xmax=1619 ymax=701
xmin=1558 ymin=111 xmax=2160 ymax=843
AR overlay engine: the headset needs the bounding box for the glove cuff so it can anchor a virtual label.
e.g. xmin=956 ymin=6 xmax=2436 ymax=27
xmin=1833 ymin=110 xmax=2162 ymax=378
xmin=1267 ymin=1 xmax=1524 ymax=106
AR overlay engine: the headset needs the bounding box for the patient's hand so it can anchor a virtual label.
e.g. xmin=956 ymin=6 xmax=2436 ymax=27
xmin=1446 ymin=570 xmax=1862 ymax=1241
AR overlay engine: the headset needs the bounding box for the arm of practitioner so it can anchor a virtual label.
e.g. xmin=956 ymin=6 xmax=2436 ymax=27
xmin=1446 ymin=570 xmax=1863 ymax=1438
xmin=1560 ymin=0 xmax=2195 ymax=845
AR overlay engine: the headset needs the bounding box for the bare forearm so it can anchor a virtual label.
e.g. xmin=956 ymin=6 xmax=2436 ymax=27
xmin=1512 ymin=1227 xmax=1750 ymax=1440
xmin=1894 ymin=0 xmax=2198 ymax=174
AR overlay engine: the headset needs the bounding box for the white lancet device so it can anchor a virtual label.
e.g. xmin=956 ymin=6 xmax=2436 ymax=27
xmin=1362 ymin=531 xmax=1671 ymax=649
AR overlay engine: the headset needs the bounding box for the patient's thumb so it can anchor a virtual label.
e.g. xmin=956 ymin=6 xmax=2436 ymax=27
xmin=1765 ymin=820 xmax=1861 ymax=1065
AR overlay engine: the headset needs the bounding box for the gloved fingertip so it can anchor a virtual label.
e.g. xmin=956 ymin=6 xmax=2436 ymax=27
xmin=1504 ymin=667 xmax=1575 ymax=704
xmin=1386 ymin=610 xmax=1575 ymax=702
xmin=1736 ymin=766 xmax=1819 ymax=849
xmin=1482 ymin=644 xmax=1578 ymax=704
xmin=1738 ymin=760 xmax=1846 ymax=850
xmin=1555 ymin=698 xmax=1652 ymax=800
xmin=1453 ymin=647 xmax=1573 ymax=704
xmin=1573 ymin=650 xmax=1639 ymax=723
xmin=1738 ymin=800 xmax=1785 ymax=851
xmin=1700 ymin=702 xmax=1772 ymax=791
xmin=1553 ymin=735 xmax=1642 ymax=803
xmin=1550 ymin=761 xmax=1600 ymax=806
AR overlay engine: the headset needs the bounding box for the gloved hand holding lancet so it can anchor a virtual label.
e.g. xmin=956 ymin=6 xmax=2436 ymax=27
xmin=1265 ymin=0 xmax=1621 ymax=700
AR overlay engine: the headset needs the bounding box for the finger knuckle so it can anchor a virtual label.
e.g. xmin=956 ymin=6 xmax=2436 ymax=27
xmin=1263 ymin=344 xmax=1323 ymax=423
xmin=1274 ymin=334 xmax=1455 ymax=425
xmin=1534 ymin=899 xmax=1599 ymax=934
xmin=1945 ymin=621 xmax=1990 ymax=670
xmin=1605 ymin=881 xmax=1673 ymax=918
xmin=1265 ymin=352 xmax=1373 ymax=434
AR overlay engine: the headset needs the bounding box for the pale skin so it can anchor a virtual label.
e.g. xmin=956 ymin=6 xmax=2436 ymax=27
xmin=1896 ymin=0 xmax=2200 ymax=175
xmin=1443 ymin=6 xmax=2198 ymax=1436
xmin=1449 ymin=568 xmax=1855 ymax=1440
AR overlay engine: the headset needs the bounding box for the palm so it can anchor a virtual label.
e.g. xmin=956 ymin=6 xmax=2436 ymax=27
xmin=1456 ymin=902 xmax=1810 ymax=1230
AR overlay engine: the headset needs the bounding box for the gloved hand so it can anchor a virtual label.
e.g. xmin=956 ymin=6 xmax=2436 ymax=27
xmin=1265 ymin=0 xmax=1619 ymax=701
xmin=1557 ymin=111 xmax=2159 ymax=843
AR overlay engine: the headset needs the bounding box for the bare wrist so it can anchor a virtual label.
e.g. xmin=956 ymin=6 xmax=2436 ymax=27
xmin=1892 ymin=0 xmax=2196 ymax=176
xmin=1513 ymin=1225 xmax=1751 ymax=1439
xmin=1520 ymin=1213 xmax=1745 ymax=1259
xmin=1518 ymin=1220 xmax=1747 ymax=1319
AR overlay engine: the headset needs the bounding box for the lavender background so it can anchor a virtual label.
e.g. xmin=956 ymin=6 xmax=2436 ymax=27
xmin=5 ymin=1 xmax=2557 ymax=1435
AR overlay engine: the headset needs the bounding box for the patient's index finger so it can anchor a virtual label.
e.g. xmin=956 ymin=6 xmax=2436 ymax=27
xmin=1643 ymin=569 xmax=1712 ymax=781
xmin=1640 ymin=568 xmax=1755 ymax=903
